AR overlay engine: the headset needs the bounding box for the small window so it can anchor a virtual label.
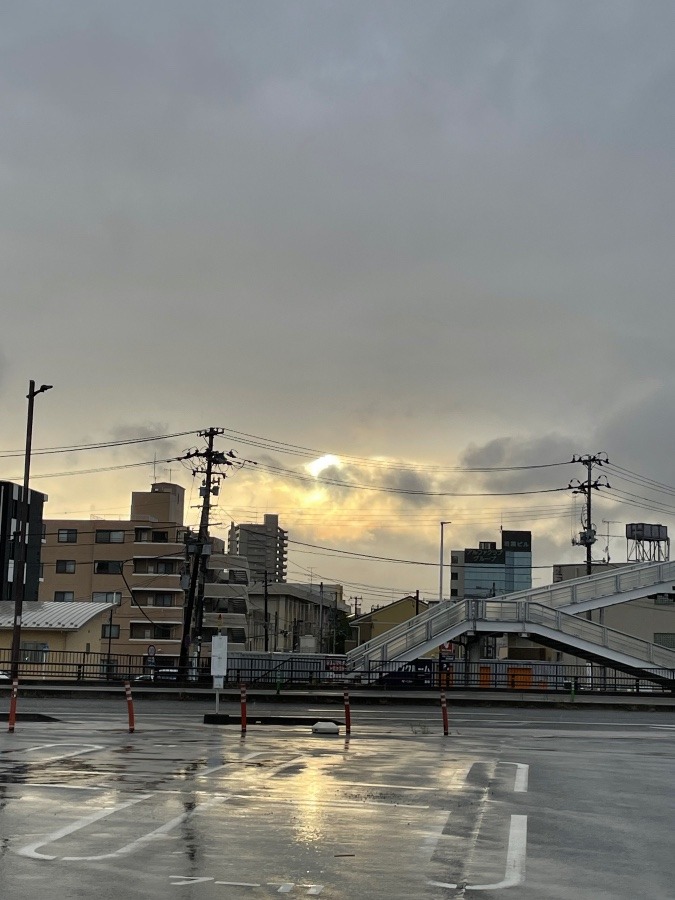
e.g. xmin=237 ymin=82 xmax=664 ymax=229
xmin=94 ymin=560 xmax=124 ymax=575
xmin=56 ymin=560 xmax=76 ymax=574
xmin=451 ymin=572 xmax=458 ymax=581
xmin=450 ymin=589 xmax=459 ymax=597
xmin=152 ymin=593 xmax=174 ymax=607
xmin=101 ymin=624 xmax=120 ymax=639
xmin=654 ymin=633 xmax=675 ymax=649
xmin=96 ymin=530 xmax=125 ymax=544
xmin=58 ymin=529 xmax=78 ymax=543
xmin=41 ymin=523 xmax=47 ymax=542
xmin=152 ymin=530 xmax=169 ymax=543
xmin=135 ymin=528 xmax=151 ymax=542
xmin=653 ymin=594 xmax=675 ymax=605
xmin=92 ymin=591 xmax=122 ymax=604
xmin=54 ymin=591 xmax=74 ymax=602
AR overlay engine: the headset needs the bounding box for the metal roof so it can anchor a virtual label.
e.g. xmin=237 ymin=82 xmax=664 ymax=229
xmin=0 ymin=602 xmax=112 ymax=631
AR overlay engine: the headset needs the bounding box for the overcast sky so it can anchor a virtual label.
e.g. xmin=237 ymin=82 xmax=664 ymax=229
xmin=2 ymin=1 xmax=675 ymax=608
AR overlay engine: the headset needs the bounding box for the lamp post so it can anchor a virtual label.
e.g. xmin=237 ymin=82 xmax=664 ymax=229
xmin=439 ymin=521 xmax=452 ymax=604
xmin=10 ymin=381 xmax=53 ymax=681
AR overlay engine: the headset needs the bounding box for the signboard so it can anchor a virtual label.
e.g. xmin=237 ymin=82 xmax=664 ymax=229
xmin=210 ymin=635 xmax=228 ymax=678
xmin=501 ymin=530 xmax=532 ymax=552
xmin=465 ymin=548 xmax=505 ymax=565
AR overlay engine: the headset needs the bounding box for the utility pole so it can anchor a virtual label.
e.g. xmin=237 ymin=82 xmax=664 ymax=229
xmin=570 ymin=453 xmax=610 ymax=619
xmin=415 ymin=589 xmax=420 ymax=615
xmin=177 ymin=427 xmax=227 ymax=677
xmin=569 ymin=453 xmax=610 ymax=575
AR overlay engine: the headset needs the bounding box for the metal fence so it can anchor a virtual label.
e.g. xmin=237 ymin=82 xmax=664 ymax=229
xmin=0 ymin=648 xmax=673 ymax=693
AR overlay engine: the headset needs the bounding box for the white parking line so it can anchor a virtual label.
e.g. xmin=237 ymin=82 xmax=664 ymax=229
xmin=428 ymin=814 xmax=528 ymax=892
xmin=16 ymin=794 xmax=152 ymax=859
xmin=468 ymin=815 xmax=528 ymax=890
xmin=62 ymin=795 xmax=228 ymax=861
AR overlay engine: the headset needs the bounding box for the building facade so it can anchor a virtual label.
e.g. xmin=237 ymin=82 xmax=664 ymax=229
xmin=246 ymin=582 xmax=346 ymax=653
xmin=0 ymin=480 xmax=47 ymax=604
xmin=39 ymin=482 xmax=189 ymax=670
xmin=451 ymin=530 xmax=532 ymax=600
xmin=228 ymin=514 xmax=288 ymax=584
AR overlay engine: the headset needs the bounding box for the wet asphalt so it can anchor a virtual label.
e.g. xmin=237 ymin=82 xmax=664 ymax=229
xmin=0 ymin=694 xmax=674 ymax=899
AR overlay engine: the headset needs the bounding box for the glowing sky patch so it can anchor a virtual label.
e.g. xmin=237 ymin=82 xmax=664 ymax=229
xmin=307 ymin=454 xmax=341 ymax=477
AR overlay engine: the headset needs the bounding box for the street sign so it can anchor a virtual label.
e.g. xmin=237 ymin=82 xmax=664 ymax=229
xmin=211 ymin=635 xmax=228 ymax=677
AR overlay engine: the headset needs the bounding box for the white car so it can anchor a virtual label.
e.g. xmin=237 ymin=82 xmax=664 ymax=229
xmin=0 ymin=671 xmax=11 ymax=682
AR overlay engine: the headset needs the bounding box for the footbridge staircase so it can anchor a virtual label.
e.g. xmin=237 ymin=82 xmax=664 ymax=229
xmin=346 ymin=561 xmax=675 ymax=684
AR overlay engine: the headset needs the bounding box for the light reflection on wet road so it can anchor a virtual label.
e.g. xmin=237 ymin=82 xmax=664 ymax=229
xmin=0 ymin=697 xmax=674 ymax=898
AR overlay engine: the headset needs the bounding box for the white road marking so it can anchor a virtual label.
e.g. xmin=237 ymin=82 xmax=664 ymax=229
xmin=468 ymin=814 xmax=527 ymax=890
xmin=198 ymin=751 xmax=263 ymax=777
xmin=276 ymin=884 xmax=295 ymax=893
xmin=170 ymin=876 xmax=214 ymax=886
xmin=61 ymin=795 xmax=227 ymax=861
xmin=214 ymin=882 xmax=261 ymax=888
xmin=2 ymin=743 xmax=104 ymax=763
xmin=428 ymin=814 xmax=528 ymax=892
xmin=15 ymin=794 xmax=152 ymax=859
xmin=514 ymin=764 xmax=528 ymax=793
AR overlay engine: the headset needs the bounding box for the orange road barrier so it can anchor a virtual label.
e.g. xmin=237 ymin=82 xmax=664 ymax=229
xmin=440 ymin=690 xmax=449 ymax=736
xmin=240 ymin=684 xmax=247 ymax=734
xmin=344 ymin=688 xmax=351 ymax=735
xmin=124 ymin=681 xmax=135 ymax=733
xmin=7 ymin=678 xmax=18 ymax=733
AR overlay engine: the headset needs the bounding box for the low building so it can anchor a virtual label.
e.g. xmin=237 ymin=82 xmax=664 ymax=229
xmin=350 ymin=595 xmax=429 ymax=648
xmin=0 ymin=601 xmax=112 ymax=674
xmin=247 ymin=582 xmax=346 ymax=652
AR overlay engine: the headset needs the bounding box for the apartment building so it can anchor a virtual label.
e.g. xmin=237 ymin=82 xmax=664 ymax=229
xmin=39 ymin=483 xmax=189 ymax=669
xmin=228 ymin=514 xmax=288 ymax=584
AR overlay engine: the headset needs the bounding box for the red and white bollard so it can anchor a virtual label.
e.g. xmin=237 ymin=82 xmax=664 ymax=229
xmin=124 ymin=681 xmax=135 ymax=733
xmin=7 ymin=678 xmax=19 ymax=733
xmin=343 ymin=688 xmax=351 ymax=736
xmin=440 ymin=690 xmax=449 ymax=736
xmin=240 ymin=683 xmax=247 ymax=734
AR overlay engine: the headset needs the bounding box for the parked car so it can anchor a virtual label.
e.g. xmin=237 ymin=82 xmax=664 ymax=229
xmin=0 ymin=671 xmax=11 ymax=682
xmin=134 ymin=668 xmax=179 ymax=683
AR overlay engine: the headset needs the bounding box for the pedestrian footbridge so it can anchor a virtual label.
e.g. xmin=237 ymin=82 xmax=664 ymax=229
xmin=346 ymin=561 xmax=675 ymax=684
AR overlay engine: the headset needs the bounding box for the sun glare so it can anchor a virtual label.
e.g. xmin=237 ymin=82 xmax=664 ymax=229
xmin=307 ymin=454 xmax=341 ymax=477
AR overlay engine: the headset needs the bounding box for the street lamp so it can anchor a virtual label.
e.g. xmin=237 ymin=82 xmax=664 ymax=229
xmin=439 ymin=521 xmax=452 ymax=604
xmin=10 ymin=381 xmax=53 ymax=681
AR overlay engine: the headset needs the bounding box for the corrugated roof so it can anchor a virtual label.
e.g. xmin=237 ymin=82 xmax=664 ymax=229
xmin=0 ymin=602 xmax=112 ymax=631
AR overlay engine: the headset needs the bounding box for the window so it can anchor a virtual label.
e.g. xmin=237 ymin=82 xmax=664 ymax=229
xmin=41 ymin=523 xmax=47 ymax=542
xmin=101 ymin=624 xmax=120 ymax=639
xmin=39 ymin=563 xmax=44 ymax=580
xmin=451 ymin=572 xmax=458 ymax=581
xmin=151 ymin=593 xmax=174 ymax=607
xmin=653 ymin=594 xmax=675 ymax=605
xmin=54 ymin=591 xmax=74 ymax=602
xmin=134 ymin=528 xmax=169 ymax=543
xmin=56 ymin=560 xmax=76 ymax=574
xmin=58 ymin=529 xmax=78 ymax=543
xmin=129 ymin=623 xmax=176 ymax=640
xmin=92 ymin=591 xmax=122 ymax=604
xmin=96 ymin=530 xmax=125 ymax=544
xmin=654 ymin=633 xmax=675 ymax=649
xmin=133 ymin=559 xmax=177 ymax=575
xmin=94 ymin=560 xmax=124 ymax=575
xmin=450 ymin=589 xmax=459 ymax=597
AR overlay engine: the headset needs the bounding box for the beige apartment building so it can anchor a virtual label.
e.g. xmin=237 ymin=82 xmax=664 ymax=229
xmin=39 ymin=483 xmax=189 ymax=669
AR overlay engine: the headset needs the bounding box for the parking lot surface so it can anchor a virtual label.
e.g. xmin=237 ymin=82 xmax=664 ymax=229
xmin=0 ymin=695 xmax=674 ymax=899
